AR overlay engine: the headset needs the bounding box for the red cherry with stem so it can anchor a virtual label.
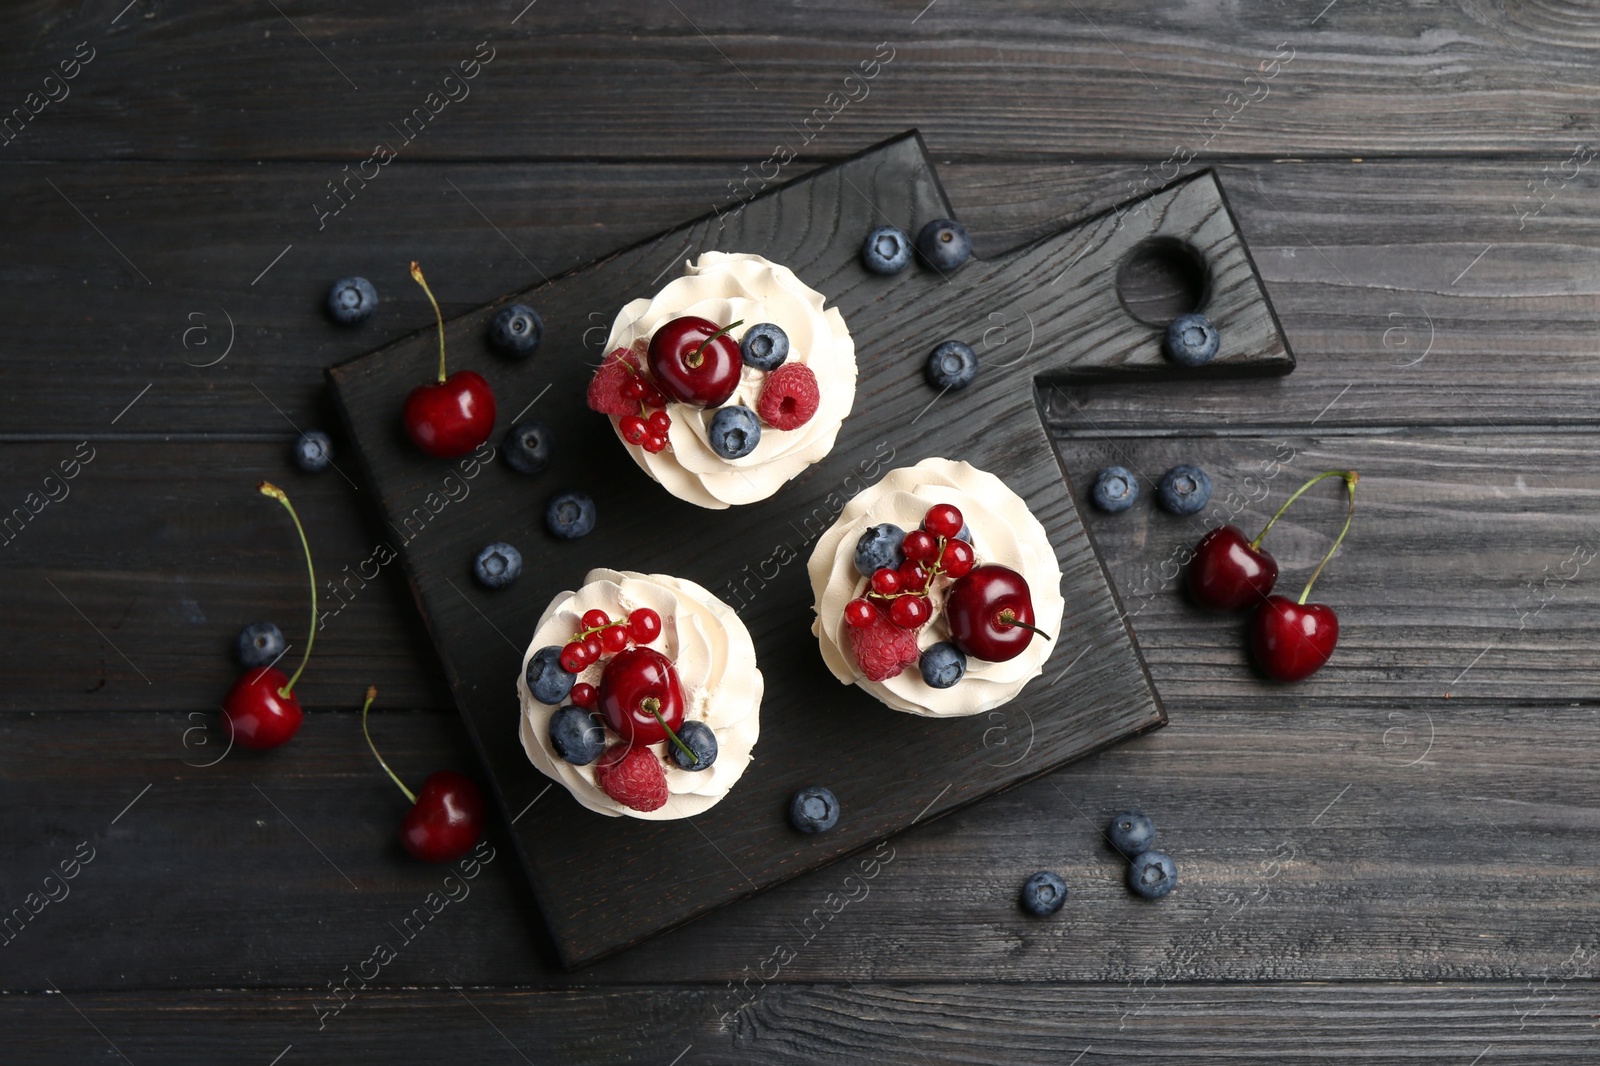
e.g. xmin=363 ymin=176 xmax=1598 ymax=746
xmin=601 ymin=625 xmax=630 ymax=654
xmin=901 ymin=530 xmax=937 ymax=564
xmin=940 ymin=538 xmax=975 ymax=578
xmin=923 ymin=503 xmax=963 ymax=539
xmin=871 ymin=567 xmax=901 ymax=595
xmin=1249 ymin=471 xmax=1358 ymax=682
xmin=647 ymin=316 xmax=744 ymax=407
xmin=889 ymin=595 xmax=931 ymax=628
xmin=581 ymin=609 xmax=611 ymax=630
xmin=570 ymin=682 xmax=597 ymax=709
xmin=362 ymin=686 xmax=483 ymax=862
xmin=597 ymin=647 xmax=691 ymax=755
xmin=560 ymin=641 xmax=589 ymax=672
xmin=222 ymin=482 xmax=315 ymax=750
xmin=628 ymin=607 xmax=662 ymax=644
xmin=401 ymin=262 xmax=496 ymax=458
xmin=844 ymin=598 xmax=876 ymax=628
xmin=945 ymin=564 xmax=1053 ymax=663
xmin=1186 ymin=470 xmax=1352 ymax=612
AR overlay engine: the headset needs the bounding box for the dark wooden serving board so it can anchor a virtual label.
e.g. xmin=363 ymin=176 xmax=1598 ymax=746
xmin=328 ymin=131 xmax=1292 ymax=968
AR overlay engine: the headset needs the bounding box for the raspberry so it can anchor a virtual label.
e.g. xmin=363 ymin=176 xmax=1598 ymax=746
xmin=587 ymin=347 xmax=643 ymax=418
xmin=595 ymin=743 xmax=668 ymax=812
xmin=757 ymin=363 xmax=819 ymax=431
xmin=848 ymin=602 xmax=920 ymax=682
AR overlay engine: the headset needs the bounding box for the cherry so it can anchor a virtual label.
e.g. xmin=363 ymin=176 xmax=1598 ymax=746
xmin=844 ymin=597 xmax=876 ymax=628
xmin=1248 ymin=470 xmax=1358 ymax=683
xmin=1187 ymin=526 xmax=1278 ymax=612
xmin=923 ymin=503 xmax=963 ymax=539
xmin=401 ymin=262 xmax=496 ymax=458
xmin=222 ymin=482 xmax=316 ymax=750
xmin=362 ymin=686 xmax=483 ymax=862
xmin=628 ymin=608 xmax=662 ymax=644
xmin=598 ymin=647 xmax=686 ymax=747
xmin=945 ymin=564 xmax=1052 ymax=663
xmin=647 ymin=316 xmax=744 ymax=407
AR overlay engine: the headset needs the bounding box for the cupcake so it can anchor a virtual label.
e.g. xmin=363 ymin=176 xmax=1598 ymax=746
xmin=519 ymin=568 xmax=762 ymax=819
xmin=585 ymin=251 xmax=857 ymax=509
xmin=808 ymin=458 xmax=1066 ymax=717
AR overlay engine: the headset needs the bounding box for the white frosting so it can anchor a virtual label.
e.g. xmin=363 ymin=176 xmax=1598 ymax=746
xmin=603 ymin=251 xmax=857 ymax=510
xmin=518 ymin=568 xmax=763 ymax=819
xmin=807 ymin=458 xmax=1066 ymax=717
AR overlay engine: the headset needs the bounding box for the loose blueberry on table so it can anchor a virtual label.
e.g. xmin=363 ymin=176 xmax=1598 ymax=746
xmin=1090 ymin=466 xmax=1139 ymax=513
xmin=235 ymin=620 xmax=285 ymax=669
xmin=1108 ymin=809 xmax=1155 ymax=858
xmin=1157 ymin=463 xmax=1211 ymax=516
xmin=861 ymin=224 xmax=912 ymax=274
xmin=488 ymin=302 xmax=543 ymax=359
xmin=916 ymin=218 xmax=971 ymax=272
xmin=1128 ymin=849 xmax=1178 ymax=899
xmin=789 ymin=786 xmax=839 ymax=833
xmin=362 ymin=685 xmax=484 ymax=862
xmin=472 ymin=541 xmax=522 ymax=589
xmin=1163 ymin=312 xmax=1220 ymax=367
xmin=326 ymin=276 xmax=377 ymax=325
xmin=1248 ymin=470 xmax=1358 ymax=683
xmin=739 ymin=322 xmax=789 ymax=371
xmin=925 ymin=340 xmax=978 ymax=391
xmin=1019 ymin=870 xmax=1067 ymax=917
xmin=292 ymin=430 xmax=333 ymax=473
xmin=222 ymin=482 xmax=316 ymax=750
xmin=502 ymin=419 xmax=553 ymax=475
xmin=546 ymin=491 xmax=596 ymax=539
xmin=401 ymin=262 xmax=497 ymax=458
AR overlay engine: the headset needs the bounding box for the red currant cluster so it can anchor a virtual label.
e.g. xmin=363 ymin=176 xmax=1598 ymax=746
xmin=559 ymin=606 xmax=663 ymax=683
xmin=845 ymin=503 xmax=976 ymax=631
xmin=588 ymin=349 xmax=674 ymax=454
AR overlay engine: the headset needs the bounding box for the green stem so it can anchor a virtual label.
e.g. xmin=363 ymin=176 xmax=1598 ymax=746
xmin=1251 ymin=469 xmax=1355 ymax=550
xmin=410 ymin=261 xmax=447 ymax=383
xmin=1297 ymin=471 xmax=1358 ymax=604
xmin=647 ymin=703 xmax=698 ymax=766
xmin=258 ymin=481 xmax=315 ymax=697
xmin=361 ymin=685 xmax=416 ymax=804
xmin=686 ymin=319 xmax=743 ymax=369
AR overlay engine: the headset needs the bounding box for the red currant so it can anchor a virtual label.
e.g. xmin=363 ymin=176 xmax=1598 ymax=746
xmin=581 ymin=634 xmax=603 ymax=662
xmin=639 ymin=384 xmax=667 ymax=408
xmin=601 ymin=624 xmax=630 ymax=653
xmin=620 ymin=415 xmax=649 ymax=445
xmin=940 ymin=538 xmax=975 ymax=578
xmin=581 ymin=609 xmax=611 ymax=631
xmin=871 ymin=567 xmax=901 ymax=595
xmin=889 ymin=594 xmax=930 ymax=628
xmin=898 ymin=560 xmax=929 ymax=590
xmin=923 ymin=503 xmax=963 ymax=539
xmin=641 ymin=433 xmax=668 ymax=454
xmin=844 ymin=598 xmax=876 ymax=628
xmin=570 ymin=682 xmax=597 ymax=709
xmin=559 ymin=641 xmax=589 ymax=673
xmin=902 ymin=530 xmax=938 ymax=563
xmin=621 ymin=378 xmax=647 ymax=401
xmin=628 ymin=607 xmax=662 ymax=644
xmin=647 ymin=411 xmax=671 ymax=434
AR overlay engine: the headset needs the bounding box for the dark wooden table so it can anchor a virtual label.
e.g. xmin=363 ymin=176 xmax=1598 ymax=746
xmin=3 ymin=3 xmax=1597 ymax=1062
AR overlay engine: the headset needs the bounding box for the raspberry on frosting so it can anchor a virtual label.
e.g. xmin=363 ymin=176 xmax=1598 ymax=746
xmin=757 ymin=363 xmax=819 ymax=431
xmin=595 ymin=743 xmax=668 ymax=812
xmin=587 ymin=347 xmax=644 ymax=418
xmin=848 ymin=602 xmax=920 ymax=681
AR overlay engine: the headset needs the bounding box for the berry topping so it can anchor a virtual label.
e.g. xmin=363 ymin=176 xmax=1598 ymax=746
xmin=488 ymin=303 xmax=543 ymax=359
xmin=925 ymin=340 xmax=979 ymax=391
xmin=549 ymin=706 xmax=606 ymax=766
xmin=601 ymin=625 xmax=630 ymax=653
xmin=854 ymin=523 xmax=905 ymax=577
xmin=843 ymin=597 xmax=877 ymax=629
xmin=647 ymin=410 xmax=672 ymax=435
xmin=916 ymin=218 xmax=971 ymax=272
xmin=861 ymin=224 xmax=912 ymax=275
xmin=581 ymin=609 xmax=611 ymax=630
xmin=757 ymin=363 xmax=820 ymax=431
xmin=569 ymin=682 xmax=597 ymax=709
xmin=871 ymin=567 xmax=902 ymax=595
xmin=595 ymin=743 xmax=669 ymax=813
xmin=327 ymin=276 xmax=377 ymax=325
xmin=598 ymin=647 xmax=685 ymax=746
xmin=472 ymin=542 xmax=522 ymax=589
xmin=546 ymin=491 xmax=597 ymax=539
xmin=526 ymin=646 xmax=575 ymax=704
xmin=1090 ymin=466 xmax=1138 ymax=513
xmin=580 ymin=634 xmax=603 ymax=662
xmin=918 ymin=642 xmax=967 ymax=688
xmin=898 ymin=560 xmax=930 ymax=591
xmin=901 ymin=529 xmax=937 ymax=564
xmin=641 ymin=433 xmax=668 ymax=454
xmin=628 ymin=608 xmax=662 ymax=644
xmin=1164 ymin=312 xmax=1219 ymax=367
xmin=709 ymin=405 xmax=761 ymax=460
xmin=502 ymin=419 xmax=553 ymax=475
xmin=620 ymin=414 xmax=649 ymax=445
xmin=922 ymin=503 xmax=964 ymax=539
xmin=939 ymin=537 xmax=975 ymax=578
xmin=848 ymin=602 xmax=920 ymax=681
xmin=587 ymin=348 xmax=645 ymax=417
xmin=739 ymin=322 xmax=790 ymax=371
xmin=789 ymin=786 xmax=840 ymax=833
xmin=669 ymin=720 xmax=719 ymax=771
xmin=648 ymin=316 xmax=744 ymax=407
xmin=560 ymin=641 xmax=590 ymax=673
xmin=889 ymin=594 xmax=931 ymax=629
xmin=292 ymin=430 xmax=333 ymax=472
xmin=622 ymin=378 xmax=646 ymax=401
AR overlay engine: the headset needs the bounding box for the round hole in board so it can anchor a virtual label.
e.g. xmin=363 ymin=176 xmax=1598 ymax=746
xmin=1114 ymin=237 xmax=1210 ymax=328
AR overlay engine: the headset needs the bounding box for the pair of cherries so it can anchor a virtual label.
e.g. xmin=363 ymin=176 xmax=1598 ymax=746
xmin=1186 ymin=470 xmax=1358 ymax=682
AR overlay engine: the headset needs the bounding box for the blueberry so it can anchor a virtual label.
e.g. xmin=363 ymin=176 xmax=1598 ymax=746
xmin=1128 ymin=849 xmax=1178 ymax=900
xmin=861 ymin=224 xmax=912 ymax=275
xmin=1019 ymin=870 xmax=1067 ymax=917
xmin=853 ymin=523 xmax=906 ymax=577
xmin=955 ymin=522 xmax=973 ymax=546
xmin=918 ymin=642 xmax=967 ymax=689
xmin=916 ymin=218 xmax=971 ymax=273
xmin=1163 ymin=312 xmax=1219 ymax=367
xmin=708 ymin=405 xmax=761 ymax=460
xmin=739 ymin=323 xmax=789 ymax=371
xmin=1157 ymin=464 xmax=1211 ymax=516
xmin=1090 ymin=466 xmax=1138 ymax=513
xmin=326 ymin=276 xmax=377 ymax=325
xmin=473 ymin=542 xmax=522 ymax=589
xmin=789 ymin=785 xmax=839 ymax=833
xmin=291 ymin=430 xmax=333 ymax=472
xmin=502 ymin=420 xmax=553 ymax=475
xmin=546 ymin=492 xmax=596 ymax=539
xmin=236 ymin=621 xmax=286 ymax=668
xmin=548 ymin=706 xmax=606 ymax=765
xmin=925 ymin=340 xmax=979 ymax=391
xmin=489 ymin=303 xmax=543 ymax=358
xmin=670 ymin=720 xmax=719 ymax=771
xmin=526 ymin=646 xmax=576 ymax=705
xmin=1108 ymin=809 xmax=1156 ymax=858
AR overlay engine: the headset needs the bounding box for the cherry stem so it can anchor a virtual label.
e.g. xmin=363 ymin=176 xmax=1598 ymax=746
xmin=410 ymin=261 xmax=448 ymax=384
xmin=997 ymin=608 xmax=1053 ymax=642
xmin=258 ymin=481 xmax=315 ymax=698
xmin=686 ymin=319 xmax=743 ymax=369
xmin=646 ymin=701 xmax=698 ymax=765
xmin=1251 ymin=469 xmax=1356 ymax=550
xmin=1297 ymin=470 xmax=1358 ymax=605
xmin=361 ymin=685 xmax=416 ymax=805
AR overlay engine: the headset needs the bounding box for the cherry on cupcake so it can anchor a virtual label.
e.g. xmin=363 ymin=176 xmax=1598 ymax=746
xmin=648 ymin=316 xmax=744 ymax=407
xmin=362 ymin=685 xmax=484 ymax=862
xmin=222 ymin=482 xmax=317 ymax=750
xmin=1249 ymin=471 xmax=1358 ymax=682
xmin=402 ymin=262 xmax=496 ymax=458
xmin=945 ymin=564 xmax=1052 ymax=663
xmin=598 ymin=647 xmax=687 ymax=747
